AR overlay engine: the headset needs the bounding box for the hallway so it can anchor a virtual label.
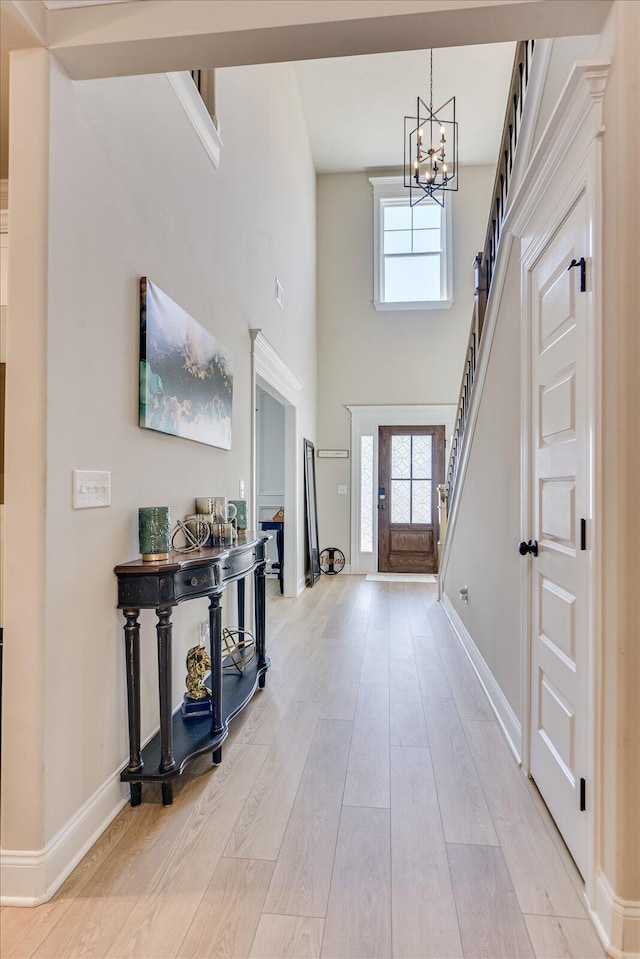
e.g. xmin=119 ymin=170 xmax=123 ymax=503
xmin=1 ymin=576 xmax=605 ymax=959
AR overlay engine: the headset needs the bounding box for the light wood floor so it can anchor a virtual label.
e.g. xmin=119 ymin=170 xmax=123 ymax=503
xmin=1 ymin=576 xmax=606 ymax=959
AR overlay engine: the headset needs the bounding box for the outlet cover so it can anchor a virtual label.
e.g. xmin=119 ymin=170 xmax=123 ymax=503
xmin=73 ymin=470 xmax=111 ymax=508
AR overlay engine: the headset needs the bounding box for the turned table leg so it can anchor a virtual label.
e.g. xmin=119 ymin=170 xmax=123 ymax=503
xmin=237 ymin=577 xmax=245 ymax=638
xmin=156 ymin=606 xmax=176 ymax=803
xmin=209 ymin=591 xmax=224 ymax=764
xmin=123 ymin=608 xmax=143 ymax=806
xmin=254 ymin=560 xmax=267 ymax=687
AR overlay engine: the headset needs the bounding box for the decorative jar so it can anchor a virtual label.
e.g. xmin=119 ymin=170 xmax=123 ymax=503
xmin=138 ymin=506 xmax=171 ymax=561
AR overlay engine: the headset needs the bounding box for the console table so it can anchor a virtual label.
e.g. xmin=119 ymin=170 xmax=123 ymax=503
xmin=114 ymin=532 xmax=270 ymax=806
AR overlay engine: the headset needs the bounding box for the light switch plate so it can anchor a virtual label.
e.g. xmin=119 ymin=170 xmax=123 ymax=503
xmin=73 ymin=470 xmax=111 ymax=509
xmin=337 ymin=484 xmax=348 ymax=495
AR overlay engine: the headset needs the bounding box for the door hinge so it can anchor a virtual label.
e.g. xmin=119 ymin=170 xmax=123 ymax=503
xmin=580 ymin=518 xmax=587 ymax=551
xmin=568 ymin=257 xmax=587 ymax=292
xmin=580 ymin=777 xmax=586 ymax=812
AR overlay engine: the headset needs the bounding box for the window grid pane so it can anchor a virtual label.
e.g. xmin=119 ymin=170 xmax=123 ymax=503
xmin=412 ymin=480 xmax=431 ymax=524
xmin=412 ymin=204 xmax=441 ymax=229
xmin=383 ymin=205 xmax=412 ymax=230
xmin=412 ymin=229 xmax=441 ymax=253
xmin=384 ymin=253 xmax=441 ymax=303
xmin=391 ymin=435 xmax=411 ymax=479
xmin=360 ymin=435 xmax=374 ymax=553
xmin=412 ymin=434 xmax=432 ymax=479
xmin=384 ymin=230 xmax=412 ymax=254
xmin=391 ymin=480 xmax=411 ymax=523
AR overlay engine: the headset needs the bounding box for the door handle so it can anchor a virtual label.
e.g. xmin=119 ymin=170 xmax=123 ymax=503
xmin=518 ymin=539 xmax=538 ymax=557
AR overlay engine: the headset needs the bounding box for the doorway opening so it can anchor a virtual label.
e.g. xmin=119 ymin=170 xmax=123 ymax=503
xmin=378 ymin=425 xmax=445 ymax=573
xmin=255 ymin=385 xmax=285 ymax=589
xmin=250 ymin=329 xmax=302 ymax=597
xmin=348 ymin=404 xmax=456 ymax=575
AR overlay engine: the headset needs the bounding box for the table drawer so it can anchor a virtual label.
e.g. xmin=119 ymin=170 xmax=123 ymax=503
xmin=174 ymin=566 xmax=217 ymax=600
xmin=222 ymin=547 xmax=257 ymax=581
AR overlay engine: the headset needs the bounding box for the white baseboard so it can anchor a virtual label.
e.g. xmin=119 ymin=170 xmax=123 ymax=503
xmin=0 ymin=772 xmax=129 ymax=906
xmin=441 ymin=593 xmax=522 ymax=762
xmin=590 ymin=871 xmax=640 ymax=959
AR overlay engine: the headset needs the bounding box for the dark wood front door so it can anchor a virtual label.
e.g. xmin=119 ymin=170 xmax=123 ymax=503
xmin=378 ymin=425 xmax=445 ymax=573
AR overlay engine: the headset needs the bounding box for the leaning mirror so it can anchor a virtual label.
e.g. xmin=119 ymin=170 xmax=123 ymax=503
xmin=303 ymin=439 xmax=320 ymax=586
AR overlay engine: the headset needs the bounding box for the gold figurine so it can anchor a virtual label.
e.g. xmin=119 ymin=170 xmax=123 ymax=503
xmin=185 ymin=643 xmax=212 ymax=700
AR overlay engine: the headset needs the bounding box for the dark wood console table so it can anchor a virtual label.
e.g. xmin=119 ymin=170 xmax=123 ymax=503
xmin=114 ymin=533 xmax=270 ymax=806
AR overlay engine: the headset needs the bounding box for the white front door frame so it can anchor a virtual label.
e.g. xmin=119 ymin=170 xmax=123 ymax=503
xmin=250 ymin=330 xmax=303 ymax=597
xmin=347 ymin=404 xmax=456 ymax=575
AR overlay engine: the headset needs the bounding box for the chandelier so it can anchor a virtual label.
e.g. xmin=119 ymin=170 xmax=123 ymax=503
xmin=404 ymin=50 xmax=458 ymax=207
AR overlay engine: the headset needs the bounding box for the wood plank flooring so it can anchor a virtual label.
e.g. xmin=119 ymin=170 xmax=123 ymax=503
xmin=1 ymin=576 xmax=604 ymax=959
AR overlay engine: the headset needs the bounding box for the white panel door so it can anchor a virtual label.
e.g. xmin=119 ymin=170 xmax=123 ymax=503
xmin=529 ymin=195 xmax=589 ymax=876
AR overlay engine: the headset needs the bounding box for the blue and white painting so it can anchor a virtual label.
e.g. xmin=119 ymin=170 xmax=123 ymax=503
xmin=139 ymin=278 xmax=233 ymax=449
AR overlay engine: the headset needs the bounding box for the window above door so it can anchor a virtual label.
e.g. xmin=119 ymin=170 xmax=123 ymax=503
xmin=370 ymin=177 xmax=453 ymax=311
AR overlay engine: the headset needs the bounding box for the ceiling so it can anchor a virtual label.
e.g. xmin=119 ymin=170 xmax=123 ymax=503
xmin=293 ymin=42 xmax=515 ymax=173
xmin=0 ymin=38 xmax=516 ymax=183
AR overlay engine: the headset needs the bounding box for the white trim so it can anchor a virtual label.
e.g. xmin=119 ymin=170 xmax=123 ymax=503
xmin=250 ymin=330 xmax=302 ymax=598
xmin=518 ymin=234 xmax=533 ymax=776
xmin=505 ymin=62 xmax=610 ymax=238
xmin=373 ymin=299 xmax=453 ymax=312
xmin=441 ymin=593 xmax=522 ymax=762
xmin=347 ymin=404 xmax=456 ymax=575
xmin=0 ymin=772 xmax=128 ymax=906
xmin=590 ymin=872 xmax=640 ymax=959
xmin=165 ymin=72 xmax=223 ymax=169
xmin=250 ymin=329 xmax=303 ymax=407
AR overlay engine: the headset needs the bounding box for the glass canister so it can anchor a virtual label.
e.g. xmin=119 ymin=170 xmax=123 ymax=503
xmin=138 ymin=506 xmax=171 ymax=561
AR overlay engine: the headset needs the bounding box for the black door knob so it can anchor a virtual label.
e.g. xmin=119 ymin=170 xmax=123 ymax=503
xmin=518 ymin=540 xmax=538 ymax=557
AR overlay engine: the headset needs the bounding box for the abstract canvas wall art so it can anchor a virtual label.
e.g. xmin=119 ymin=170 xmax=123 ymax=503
xmin=139 ymin=278 xmax=233 ymax=450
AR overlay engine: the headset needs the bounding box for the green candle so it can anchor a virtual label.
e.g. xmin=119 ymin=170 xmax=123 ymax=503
xmin=139 ymin=506 xmax=171 ymax=561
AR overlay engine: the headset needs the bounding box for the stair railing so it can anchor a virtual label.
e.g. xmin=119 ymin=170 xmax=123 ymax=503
xmin=446 ymin=39 xmax=535 ymax=510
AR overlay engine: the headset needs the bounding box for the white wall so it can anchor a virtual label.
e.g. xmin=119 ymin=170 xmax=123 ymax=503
xmin=316 ymin=166 xmax=494 ymax=561
xmin=441 ymin=10 xmax=640 ymax=950
xmin=1 ymin=53 xmax=316 ymax=895
xmin=442 ymin=243 xmax=522 ymax=716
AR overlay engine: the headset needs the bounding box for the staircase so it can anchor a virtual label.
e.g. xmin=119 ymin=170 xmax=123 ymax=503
xmin=446 ymin=40 xmax=536 ymax=511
